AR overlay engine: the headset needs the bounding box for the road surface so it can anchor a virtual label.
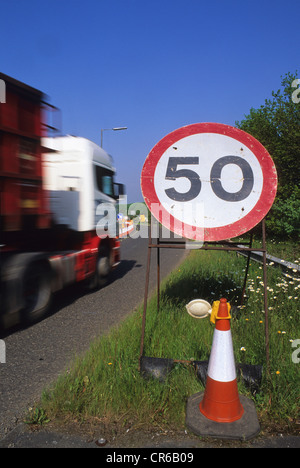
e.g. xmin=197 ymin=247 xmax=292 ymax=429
xmin=0 ymin=237 xmax=187 ymax=439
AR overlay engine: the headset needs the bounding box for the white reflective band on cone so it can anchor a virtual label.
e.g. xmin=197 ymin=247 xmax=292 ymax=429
xmin=207 ymin=329 xmax=237 ymax=382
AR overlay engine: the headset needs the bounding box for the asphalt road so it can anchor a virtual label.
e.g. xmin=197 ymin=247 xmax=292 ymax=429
xmin=0 ymin=237 xmax=187 ymax=440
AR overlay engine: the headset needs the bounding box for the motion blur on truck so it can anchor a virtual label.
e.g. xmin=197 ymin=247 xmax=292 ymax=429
xmin=0 ymin=73 xmax=126 ymax=328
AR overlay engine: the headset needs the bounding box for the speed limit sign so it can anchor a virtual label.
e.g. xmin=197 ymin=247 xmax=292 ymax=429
xmin=141 ymin=123 xmax=277 ymax=241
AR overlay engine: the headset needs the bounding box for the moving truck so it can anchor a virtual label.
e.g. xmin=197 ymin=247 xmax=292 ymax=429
xmin=0 ymin=73 xmax=125 ymax=327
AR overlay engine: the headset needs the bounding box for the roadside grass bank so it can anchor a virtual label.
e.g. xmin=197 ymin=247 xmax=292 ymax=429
xmin=252 ymin=238 xmax=300 ymax=264
xmin=32 ymin=243 xmax=299 ymax=435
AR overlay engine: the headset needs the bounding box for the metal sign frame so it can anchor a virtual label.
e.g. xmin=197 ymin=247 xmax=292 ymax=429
xmin=139 ymin=216 xmax=270 ymax=372
xmin=140 ymin=123 xmax=277 ymax=375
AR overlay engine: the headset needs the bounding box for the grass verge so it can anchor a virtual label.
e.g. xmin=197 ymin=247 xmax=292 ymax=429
xmin=33 ymin=245 xmax=299 ymax=435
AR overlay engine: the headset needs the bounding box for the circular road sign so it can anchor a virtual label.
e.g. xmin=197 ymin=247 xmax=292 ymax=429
xmin=141 ymin=123 xmax=277 ymax=242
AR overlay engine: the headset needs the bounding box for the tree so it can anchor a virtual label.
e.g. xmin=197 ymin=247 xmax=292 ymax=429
xmin=235 ymin=72 xmax=300 ymax=239
xmin=236 ymin=72 xmax=300 ymax=198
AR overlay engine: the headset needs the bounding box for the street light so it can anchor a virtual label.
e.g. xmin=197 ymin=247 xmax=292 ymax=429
xmin=101 ymin=127 xmax=127 ymax=147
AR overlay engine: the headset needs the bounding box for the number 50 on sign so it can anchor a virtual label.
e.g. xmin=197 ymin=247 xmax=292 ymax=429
xmin=141 ymin=123 xmax=277 ymax=242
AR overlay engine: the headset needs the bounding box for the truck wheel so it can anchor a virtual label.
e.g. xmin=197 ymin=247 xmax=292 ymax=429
xmin=87 ymin=247 xmax=111 ymax=290
xmin=21 ymin=262 xmax=52 ymax=325
xmin=96 ymin=248 xmax=111 ymax=288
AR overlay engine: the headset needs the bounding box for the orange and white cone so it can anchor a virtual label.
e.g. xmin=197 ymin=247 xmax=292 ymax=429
xmin=199 ymin=298 xmax=244 ymax=423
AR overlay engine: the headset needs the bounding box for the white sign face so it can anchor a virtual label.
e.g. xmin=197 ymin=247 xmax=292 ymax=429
xmin=154 ymin=132 xmax=264 ymax=229
xmin=141 ymin=123 xmax=277 ymax=241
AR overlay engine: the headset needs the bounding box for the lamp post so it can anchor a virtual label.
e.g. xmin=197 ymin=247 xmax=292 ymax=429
xmin=101 ymin=127 xmax=127 ymax=147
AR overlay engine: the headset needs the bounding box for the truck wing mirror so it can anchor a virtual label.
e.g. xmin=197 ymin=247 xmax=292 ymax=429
xmin=114 ymin=183 xmax=126 ymax=198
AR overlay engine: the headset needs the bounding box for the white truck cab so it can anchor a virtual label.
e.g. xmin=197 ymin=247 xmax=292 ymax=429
xmin=42 ymin=136 xmax=118 ymax=232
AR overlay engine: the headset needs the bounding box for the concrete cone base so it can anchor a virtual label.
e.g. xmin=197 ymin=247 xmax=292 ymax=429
xmin=186 ymin=392 xmax=260 ymax=441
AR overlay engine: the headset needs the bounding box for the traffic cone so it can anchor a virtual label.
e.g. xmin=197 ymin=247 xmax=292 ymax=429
xmin=199 ymin=298 xmax=244 ymax=422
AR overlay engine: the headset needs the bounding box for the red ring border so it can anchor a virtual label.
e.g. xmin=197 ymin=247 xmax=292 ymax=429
xmin=141 ymin=123 xmax=277 ymax=241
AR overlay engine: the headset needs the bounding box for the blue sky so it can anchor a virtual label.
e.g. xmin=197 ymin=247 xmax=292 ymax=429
xmin=1 ymin=0 xmax=298 ymax=202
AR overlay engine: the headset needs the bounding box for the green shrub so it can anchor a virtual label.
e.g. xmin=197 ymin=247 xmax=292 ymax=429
xmin=268 ymin=192 xmax=300 ymax=239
